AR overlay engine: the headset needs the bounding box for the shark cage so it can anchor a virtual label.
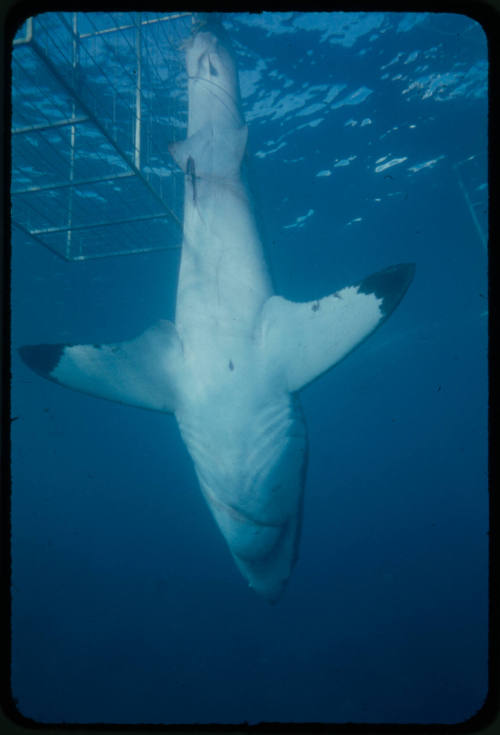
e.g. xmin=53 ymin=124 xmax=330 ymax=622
xmin=11 ymin=13 xmax=487 ymax=262
xmin=11 ymin=11 xmax=193 ymax=261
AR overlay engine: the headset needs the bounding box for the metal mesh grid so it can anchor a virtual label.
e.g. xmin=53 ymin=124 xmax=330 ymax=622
xmin=11 ymin=11 xmax=192 ymax=261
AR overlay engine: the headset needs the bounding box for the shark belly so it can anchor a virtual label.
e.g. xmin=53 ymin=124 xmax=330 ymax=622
xmin=174 ymin=171 xmax=273 ymax=343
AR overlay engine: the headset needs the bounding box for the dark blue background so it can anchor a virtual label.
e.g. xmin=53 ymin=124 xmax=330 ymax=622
xmin=11 ymin=11 xmax=488 ymax=725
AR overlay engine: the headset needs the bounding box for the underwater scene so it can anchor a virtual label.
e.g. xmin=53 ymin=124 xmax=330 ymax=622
xmin=10 ymin=11 xmax=488 ymax=726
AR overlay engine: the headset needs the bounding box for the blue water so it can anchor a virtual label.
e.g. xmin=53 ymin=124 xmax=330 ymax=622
xmin=10 ymin=11 xmax=488 ymax=725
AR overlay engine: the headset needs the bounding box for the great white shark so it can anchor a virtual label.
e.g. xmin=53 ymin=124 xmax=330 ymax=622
xmin=19 ymin=17 xmax=415 ymax=602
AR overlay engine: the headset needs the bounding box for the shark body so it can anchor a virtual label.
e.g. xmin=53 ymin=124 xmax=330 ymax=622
xmin=19 ymin=20 xmax=415 ymax=602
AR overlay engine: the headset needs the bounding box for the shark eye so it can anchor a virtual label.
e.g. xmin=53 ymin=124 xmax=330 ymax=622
xmin=208 ymin=59 xmax=218 ymax=76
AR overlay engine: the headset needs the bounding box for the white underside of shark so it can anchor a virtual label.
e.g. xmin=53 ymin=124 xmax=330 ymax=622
xmin=19 ymin=19 xmax=415 ymax=602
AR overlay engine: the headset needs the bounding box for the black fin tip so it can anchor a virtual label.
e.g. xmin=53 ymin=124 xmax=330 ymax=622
xmin=18 ymin=344 xmax=65 ymax=379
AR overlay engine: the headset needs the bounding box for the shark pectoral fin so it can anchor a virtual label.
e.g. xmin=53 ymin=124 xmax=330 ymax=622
xmin=260 ymin=263 xmax=415 ymax=392
xmin=169 ymin=124 xmax=248 ymax=178
xmin=18 ymin=320 xmax=184 ymax=413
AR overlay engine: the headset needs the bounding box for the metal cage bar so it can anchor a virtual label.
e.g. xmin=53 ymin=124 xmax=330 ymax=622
xmin=11 ymin=11 xmax=191 ymax=261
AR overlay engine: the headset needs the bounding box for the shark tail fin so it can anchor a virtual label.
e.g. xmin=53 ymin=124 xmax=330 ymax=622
xmin=259 ymin=263 xmax=415 ymax=393
xmin=18 ymin=320 xmax=184 ymax=413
